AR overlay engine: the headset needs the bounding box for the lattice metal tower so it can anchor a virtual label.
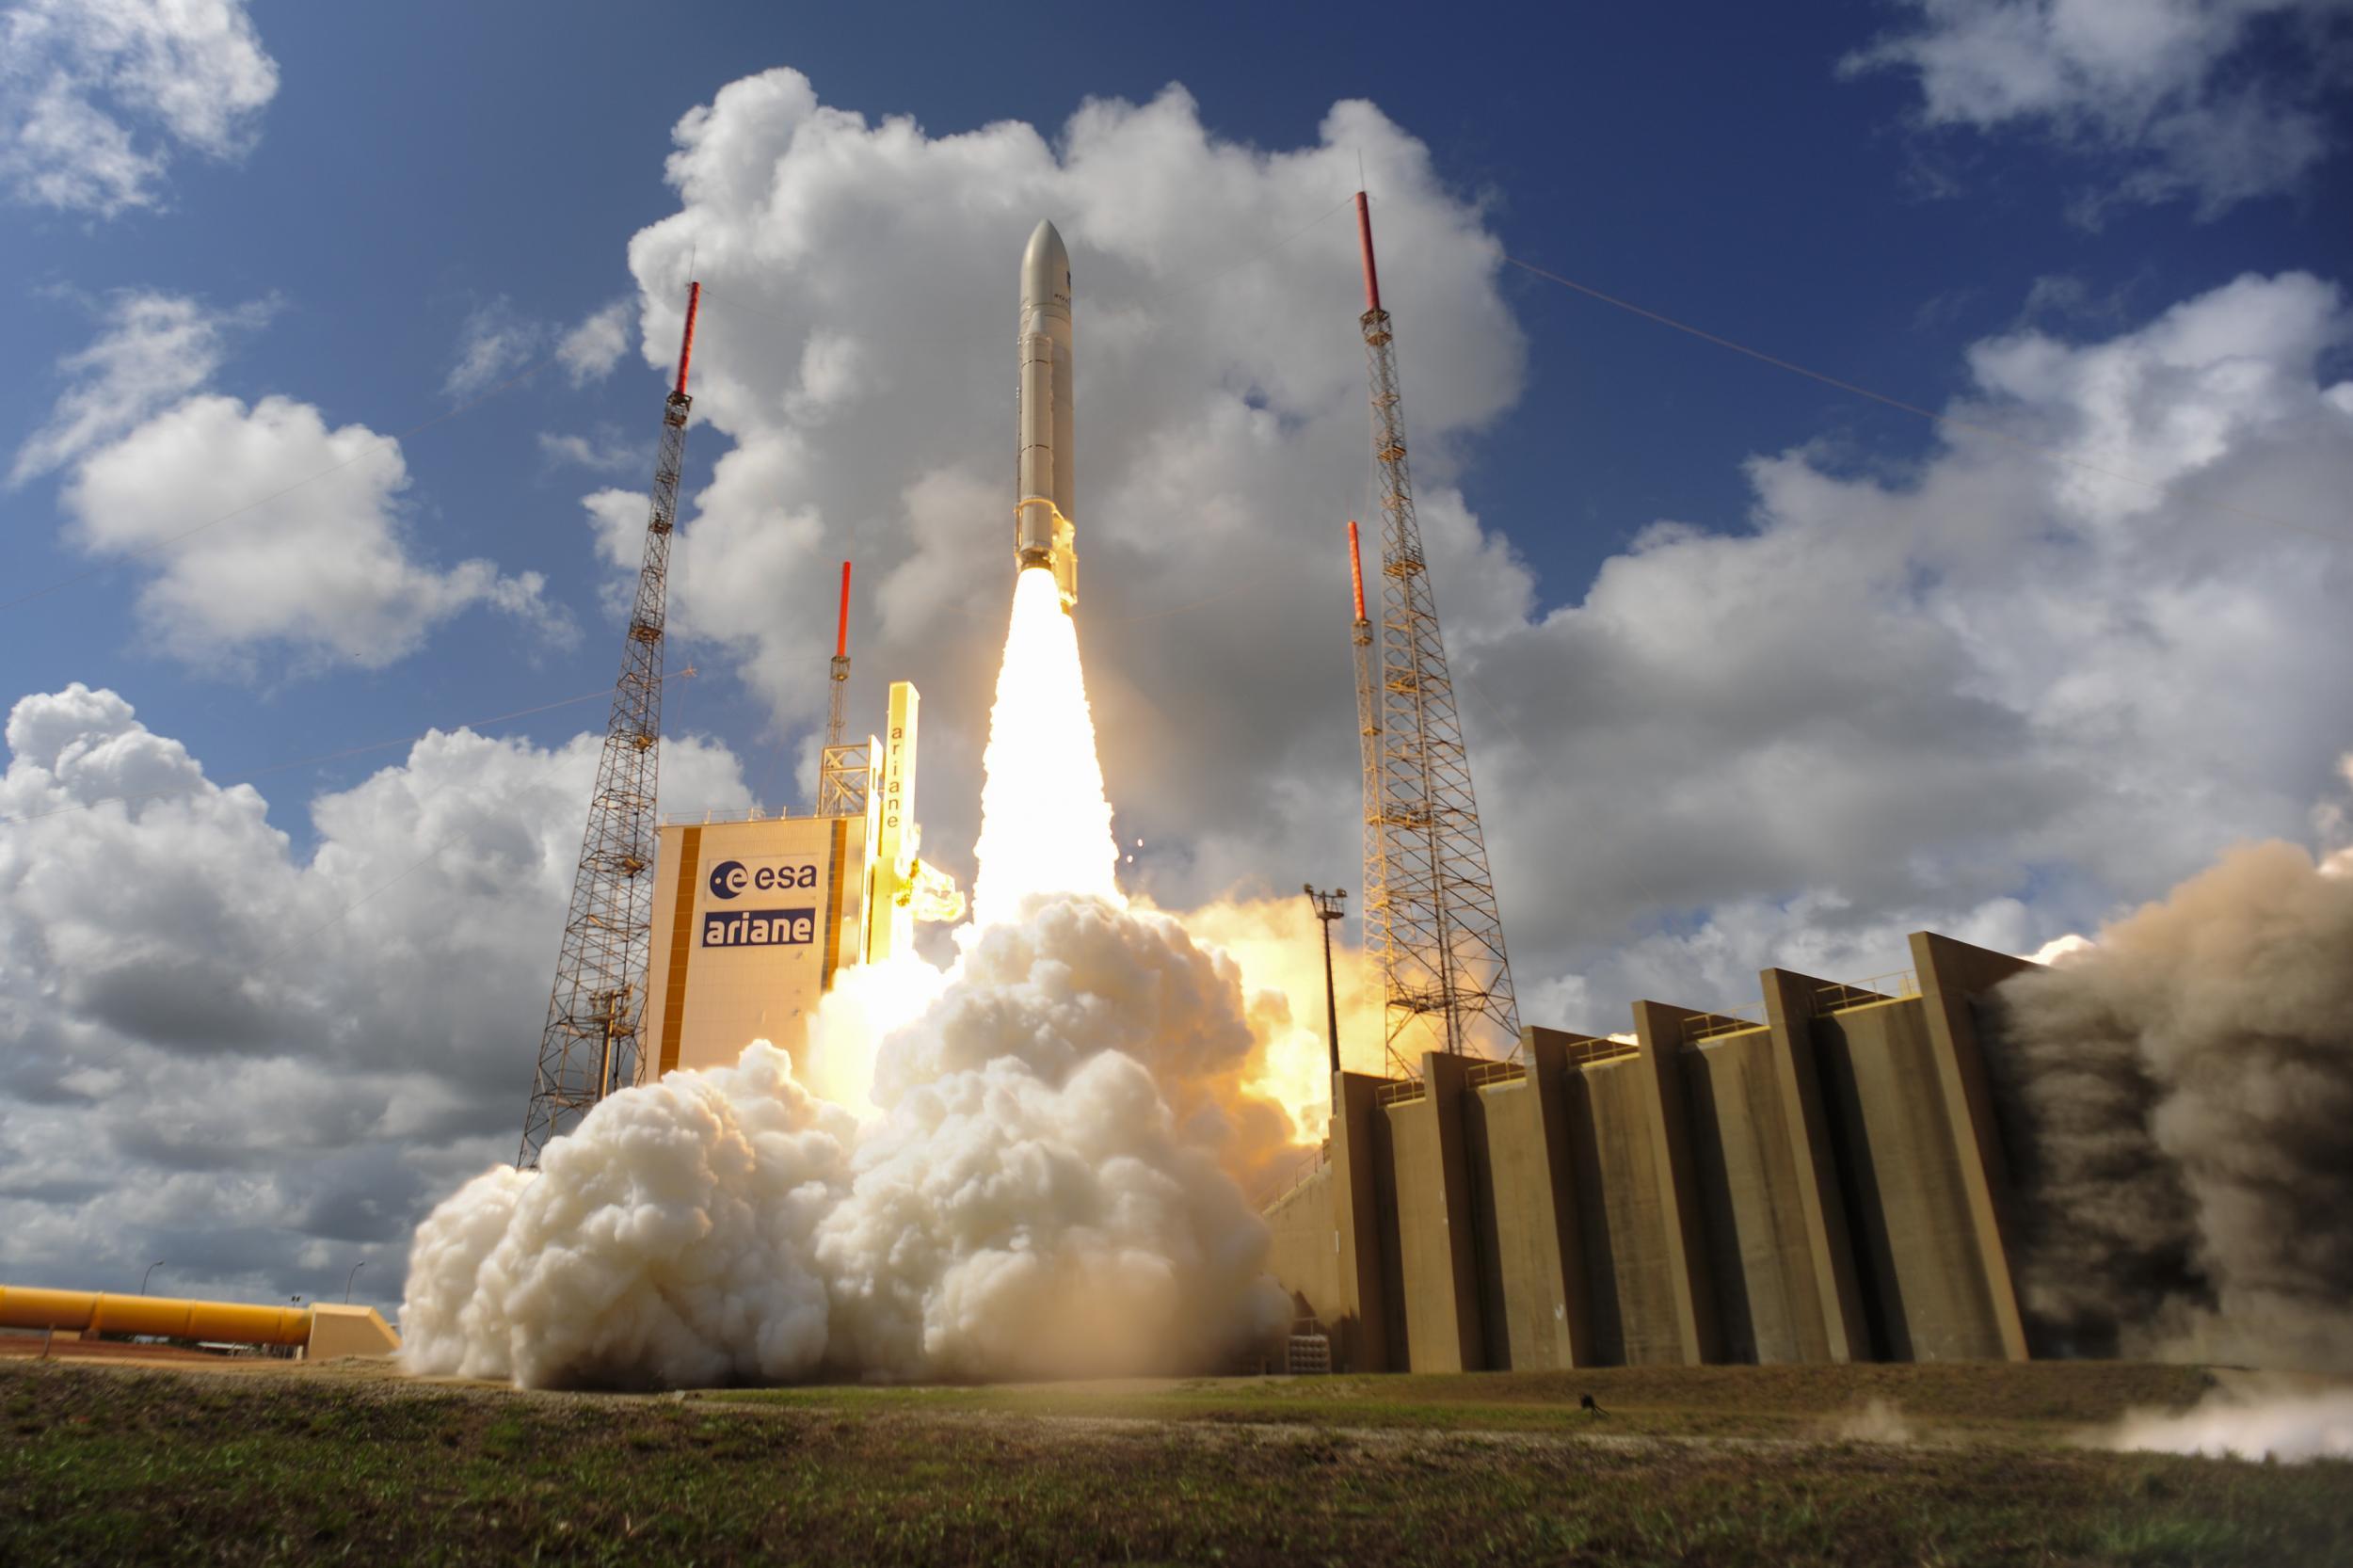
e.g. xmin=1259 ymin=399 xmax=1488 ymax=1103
xmin=518 ymin=281 xmax=700 ymax=1168
xmin=1346 ymin=518 xmax=1385 ymax=1047
xmin=1351 ymin=192 xmax=1521 ymax=1065
xmin=815 ymin=559 xmax=871 ymax=817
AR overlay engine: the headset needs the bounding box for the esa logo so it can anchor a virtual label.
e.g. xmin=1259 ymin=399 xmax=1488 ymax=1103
xmin=707 ymin=858 xmax=820 ymax=900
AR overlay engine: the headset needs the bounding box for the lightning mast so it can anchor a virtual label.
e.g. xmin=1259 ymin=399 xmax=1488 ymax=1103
xmin=815 ymin=559 xmax=870 ymax=817
xmin=518 ymin=281 xmax=700 ymax=1168
xmin=1351 ymin=192 xmax=1521 ymax=1065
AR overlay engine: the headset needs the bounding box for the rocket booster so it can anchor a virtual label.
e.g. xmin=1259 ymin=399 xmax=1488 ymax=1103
xmin=1016 ymin=218 xmax=1077 ymax=612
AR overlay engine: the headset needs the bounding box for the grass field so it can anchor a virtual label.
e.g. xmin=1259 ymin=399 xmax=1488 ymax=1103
xmin=5 ymin=1356 xmax=2348 ymax=1565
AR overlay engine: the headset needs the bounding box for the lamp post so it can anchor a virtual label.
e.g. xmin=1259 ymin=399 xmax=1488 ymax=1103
xmin=344 ymin=1260 xmax=366 ymax=1304
xmin=139 ymin=1261 xmax=163 ymax=1295
xmin=1304 ymin=885 xmax=1349 ymax=1079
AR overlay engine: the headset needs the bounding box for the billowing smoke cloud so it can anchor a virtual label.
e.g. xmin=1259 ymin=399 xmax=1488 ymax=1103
xmin=403 ymin=539 xmax=1303 ymax=1389
xmin=398 ymin=1047 xmax=852 ymax=1388
xmin=401 ymin=899 xmax=1293 ymax=1388
xmin=1987 ymin=840 xmax=2353 ymax=1369
xmin=2104 ymin=1376 xmax=2353 ymax=1464
xmin=818 ymin=915 xmax=1291 ymax=1380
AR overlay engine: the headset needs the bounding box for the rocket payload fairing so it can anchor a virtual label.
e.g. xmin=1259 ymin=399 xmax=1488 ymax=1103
xmin=1016 ymin=219 xmax=1078 ymax=612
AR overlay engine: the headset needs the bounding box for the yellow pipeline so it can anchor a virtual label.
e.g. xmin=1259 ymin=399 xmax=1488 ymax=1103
xmin=0 ymin=1284 xmax=312 ymax=1346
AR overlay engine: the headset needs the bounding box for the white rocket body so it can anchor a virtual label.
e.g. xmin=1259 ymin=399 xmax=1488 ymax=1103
xmin=1016 ymin=219 xmax=1077 ymax=612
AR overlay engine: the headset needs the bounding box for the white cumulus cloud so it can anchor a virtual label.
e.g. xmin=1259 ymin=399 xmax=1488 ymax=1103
xmin=555 ymin=299 xmax=634 ymax=386
xmin=1843 ymin=0 xmax=2353 ymax=219
xmin=64 ymin=393 xmax=572 ymax=671
xmin=442 ymin=297 xmax=546 ymax=399
xmin=536 ymin=430 xmax=639 ymax=473
xmin=23 ymin=296 xmax=577 ymax=675
xmin=0 ymin=0 xmax=278 ymax=216
xmin=447 ymin=296 xmax=642 ymax=398
xmin=9 ymin=290 xmax=269 ymax=485
xmin=603 ymin=69 xmax=1523 ymax=924
xmin=0 ymin=683 xmax=756 ymax=1307
xmin=1466 ymin=268 xmax=2353 ymax=1018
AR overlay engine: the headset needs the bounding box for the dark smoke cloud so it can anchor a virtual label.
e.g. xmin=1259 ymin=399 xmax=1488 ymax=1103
xmin=1987 ymin=840 xmax=2353 ymax=1369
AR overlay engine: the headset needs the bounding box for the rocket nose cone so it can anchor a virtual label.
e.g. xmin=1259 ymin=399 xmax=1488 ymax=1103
xmin=1021 ymin=219 xmax=1070 ymax=309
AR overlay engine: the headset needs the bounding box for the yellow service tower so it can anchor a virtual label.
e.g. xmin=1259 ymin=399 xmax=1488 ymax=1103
xmin=643 ymin=680 xmax=962 ymax=1077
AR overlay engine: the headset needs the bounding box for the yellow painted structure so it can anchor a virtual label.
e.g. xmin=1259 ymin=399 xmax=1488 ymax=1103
xmin=0 ymin=1285 xmax=399 ymax=1357
xmin=864 ymin=681 xmax=919 ymax=965
xmin=646 ymin=811 xmax=871 ymax=1077
xmin=645 ymin=679 xmax=963 ymax=1079
xmin=304 ymin=1303 xmax=403 ymax=1360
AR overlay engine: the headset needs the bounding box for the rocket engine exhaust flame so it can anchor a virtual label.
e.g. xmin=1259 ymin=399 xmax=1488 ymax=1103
xmin=971 ymin=567 xmax=1121 ymax=926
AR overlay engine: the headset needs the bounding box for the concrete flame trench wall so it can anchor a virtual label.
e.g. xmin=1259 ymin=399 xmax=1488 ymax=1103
xmin=1264 ymin=932 xmax=2034 ymax=1371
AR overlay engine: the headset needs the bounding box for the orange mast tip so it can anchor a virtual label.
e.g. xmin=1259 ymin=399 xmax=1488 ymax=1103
xmin=1347 ymin=520 xmax=1367 ymax=621
xmin=834 ymin=560 xmax=852 ymax=659
xmin=674 ymin=281 xmax=701 ymax=396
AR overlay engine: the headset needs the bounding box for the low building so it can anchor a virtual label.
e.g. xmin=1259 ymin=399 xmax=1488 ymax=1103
xmin=645 ymin=680 xmax=964 ymax=1076
xmin=645 ymin=809 xmax=872 ymax=1077
xmin=1265 ymin=932 xmax=2037 ymax=1369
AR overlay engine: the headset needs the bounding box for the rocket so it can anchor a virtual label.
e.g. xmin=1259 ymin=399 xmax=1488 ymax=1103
xmin=1015 ymin=218 xmax=1078 ymax=612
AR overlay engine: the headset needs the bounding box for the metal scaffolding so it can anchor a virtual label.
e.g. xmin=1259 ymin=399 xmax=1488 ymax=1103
xmin=1351 ymin=193 xmax=1521 ymax=1067
xmin=815 ymin=558 xmax=870 ymax=818
xmin=1349 ymin=518 xmax=1383 ymax=979
xmin=517 ymin=282 xmax=699 ymax=1168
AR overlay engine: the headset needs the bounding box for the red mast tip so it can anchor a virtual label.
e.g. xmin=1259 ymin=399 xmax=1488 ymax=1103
xmin=834 ymin=560 xmax=852 ymax=660
xmin=1353 ymin=193 xmax=1382 ymax=315
xmin=674 ymin=281 xmax=701 ymax=397
xmin=1347 ymin=520 xmax=1367 ymax=622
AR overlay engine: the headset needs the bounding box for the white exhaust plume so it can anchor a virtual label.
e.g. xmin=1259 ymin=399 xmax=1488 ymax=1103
xmin=820 ymin=1034 xmax=1288 ymax=1380
xmin=1987 ymin=840 xmax=2353 ymax=1368
xmin=400 ymin=1046 xmax=853 ymax=1388
xmin=2102 ymin=1377 xmax=2353 ymax=1463
xmin=402 ymin=562 xmax=1297 ymax=1388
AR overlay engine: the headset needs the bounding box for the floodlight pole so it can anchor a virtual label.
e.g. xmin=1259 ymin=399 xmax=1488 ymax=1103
xmin=344 ymin=1260 xmax=366 ymax=1304
xmin=1305 ymin=885 xmax=1349 ymax=1078
xmin=139 ymin=1261 xmax=162 ymax=1295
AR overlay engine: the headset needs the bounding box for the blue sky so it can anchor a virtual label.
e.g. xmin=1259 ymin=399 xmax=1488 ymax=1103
xmin=8 ymin=0 xmax=2341 ymax=811
xmin=2 ymin=0 xmax=2349 ymax=1307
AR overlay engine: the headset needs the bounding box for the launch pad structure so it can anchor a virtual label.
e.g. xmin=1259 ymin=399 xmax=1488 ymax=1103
xmin=580 ymin=561 xmax=964 ymax=1096
xmin=517 ymin=216 xmax=1077 ymax=1162
xmin=504 ymin=264 xmax=964 ymax=1167
xmin=1266 ymin=933 xmax=2041 ymax=1374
